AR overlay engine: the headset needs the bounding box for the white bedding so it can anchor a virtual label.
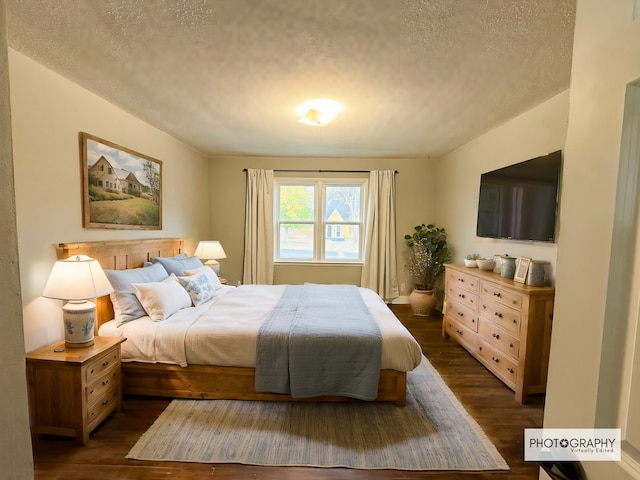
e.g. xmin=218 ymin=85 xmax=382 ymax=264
xmin=98 ymin=284 xmax=423 ymax=372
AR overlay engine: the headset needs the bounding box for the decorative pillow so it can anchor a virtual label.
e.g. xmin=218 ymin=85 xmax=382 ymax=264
xmin=131 ymin=274 xmax=192 ymax=322
xmin=104 ymin=263 xmax=169 ymax=326
xmin=177 ymin=271 xmax=217 ymax=306
xmin=152 ymin=255 xmax=204 ymax=276
xmin=183 ymin=265 xmax=223 ymax=290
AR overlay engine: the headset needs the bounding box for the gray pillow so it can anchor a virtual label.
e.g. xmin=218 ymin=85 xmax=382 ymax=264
xmin=152 ymin=255 xmax=204 ymax=276
xmin=104 ymin=262 xmax=169 ymax=326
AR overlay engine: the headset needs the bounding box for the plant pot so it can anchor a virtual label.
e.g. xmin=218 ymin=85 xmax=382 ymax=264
xmin=409 ymin=288 xmax=437 ymax=317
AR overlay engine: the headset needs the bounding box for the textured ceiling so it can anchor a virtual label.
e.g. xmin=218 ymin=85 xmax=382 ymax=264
xmin=6 ymin=0 xmax=576 ymax=158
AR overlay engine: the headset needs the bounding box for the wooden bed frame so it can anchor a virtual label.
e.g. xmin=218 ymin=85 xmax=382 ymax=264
xmin=59 ymin=238 xmax=407 ymax=406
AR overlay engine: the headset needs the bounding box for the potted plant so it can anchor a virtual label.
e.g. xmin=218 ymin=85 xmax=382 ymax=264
xmin=404 ymin=224 xmax=452 ymax=316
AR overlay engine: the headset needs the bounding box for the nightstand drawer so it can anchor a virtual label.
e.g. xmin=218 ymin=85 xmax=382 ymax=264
xmin=86 ymin=367 xmax=119 ymax=405
xmin=479 ymin=298 xmax=521 ymax=335
xmin=85 ymin=348 xmax=120 ymax=384
xmin=87 ymin=386 xmax=119 ymax=431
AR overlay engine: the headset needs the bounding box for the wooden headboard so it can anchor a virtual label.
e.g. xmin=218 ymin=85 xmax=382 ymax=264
xmin=59 ymin=238 xmax=185 ymax=332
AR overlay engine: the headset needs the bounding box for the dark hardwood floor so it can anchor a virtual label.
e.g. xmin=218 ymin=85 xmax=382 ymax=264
xmin=32 ymin=304 xmax=545 ymax=479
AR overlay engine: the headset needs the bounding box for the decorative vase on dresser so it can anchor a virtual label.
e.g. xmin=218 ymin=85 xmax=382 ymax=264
xmin=442 ymin=263 xmax=554 ymax=404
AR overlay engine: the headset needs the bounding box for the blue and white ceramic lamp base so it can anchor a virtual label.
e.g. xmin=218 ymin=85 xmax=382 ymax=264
xmin=62 ymin=300 xmax=96 ymax=348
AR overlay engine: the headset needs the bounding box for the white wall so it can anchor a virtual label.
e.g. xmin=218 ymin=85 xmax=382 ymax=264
xmin=0 ymin=1 xmax=34 ymax=477
xmin=543 ymin=1 xmax=640 ymax=478
xmin=436 ymin=90 xmax=570 ymax=284
xmin=9 ymin=50 xmax=211 ymax=352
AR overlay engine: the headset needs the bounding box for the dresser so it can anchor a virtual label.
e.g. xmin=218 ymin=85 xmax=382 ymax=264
xmin=26 ymin=336 xmax=126 ymax=445
xmin=443 ymin=264 xmax=554 ymax=404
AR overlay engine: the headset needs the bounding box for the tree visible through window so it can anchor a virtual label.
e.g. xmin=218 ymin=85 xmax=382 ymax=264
xmin=275 ymin=179 xmax=366 ymax=262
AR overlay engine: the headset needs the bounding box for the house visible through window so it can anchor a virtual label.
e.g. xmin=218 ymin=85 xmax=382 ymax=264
xmin=275 ymin=178 xmax=367 ymax=262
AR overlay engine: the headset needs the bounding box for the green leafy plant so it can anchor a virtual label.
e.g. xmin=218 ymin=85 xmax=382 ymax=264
xmin=403 ymin=224 xmax=452 ymax=290
xmin=465 ymin=253 xmax=481 ymax=260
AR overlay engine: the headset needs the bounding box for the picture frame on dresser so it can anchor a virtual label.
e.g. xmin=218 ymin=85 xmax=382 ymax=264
xmin=514 ymin=256 xmax=531 ymax=283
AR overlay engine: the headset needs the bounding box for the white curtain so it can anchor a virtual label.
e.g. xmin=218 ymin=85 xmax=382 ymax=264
xmin=360 ymin=170 xmax=399 ymax=300
xmin=242 ymin=169 xmax=274 ymax=285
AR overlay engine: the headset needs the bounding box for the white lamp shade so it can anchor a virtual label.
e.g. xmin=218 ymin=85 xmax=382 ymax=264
xmin=194 ymin=241 xmax=227 ymax=261
xmin=43 ymin=255 xmax=114 ymax=301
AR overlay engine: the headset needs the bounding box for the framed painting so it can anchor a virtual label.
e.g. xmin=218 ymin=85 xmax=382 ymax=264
xmin=514 ymin=256 xmax=531 ymax=283
xmin=80 ymin=132 xmax=162 ymax=230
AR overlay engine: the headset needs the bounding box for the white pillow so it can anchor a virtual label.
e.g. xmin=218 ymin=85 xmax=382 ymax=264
xmin=132 ymin=274 xmax=192 ymax=321
xmin=183 ymin=266 xmax=223 ymax=290
xmin=177 ymin=271 xmax=217 ymax=306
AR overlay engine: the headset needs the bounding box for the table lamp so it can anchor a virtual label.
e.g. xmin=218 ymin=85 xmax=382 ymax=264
xmin=43 ymin=255 xmax=114 ymax=348
xmin=194 ymin=240 xmax=227 ymax=274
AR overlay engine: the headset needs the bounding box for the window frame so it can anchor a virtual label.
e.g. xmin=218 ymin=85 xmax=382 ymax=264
xmin=274 ymin=177 xmax=368 ymax=264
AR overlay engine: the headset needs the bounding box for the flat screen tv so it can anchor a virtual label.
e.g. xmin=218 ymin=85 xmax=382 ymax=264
xmin=476 ymin=150 xmax=562 ymax=243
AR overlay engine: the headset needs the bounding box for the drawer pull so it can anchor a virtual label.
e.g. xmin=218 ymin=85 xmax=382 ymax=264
xmin=102 ymin=379 xmax=109 ymax=386
xmin=458 ymin=294 xmax=465 ymax=299
xmin=457 ymin=277 xmax=464 ymax=282
xmin=494 ymin=312 xmax=503 ymax=318
xmin=456 ymin=330 xmax=463 ymax=335
xmin=102 ymin=361 xmax=110 ymax=367
xmin=102 ymin=399 xmax=110 ymax=406
xmin=493 ymin=292 xmax=502 ymax=297
xmin=457 ymin=312 xmax=463 ymax=317
xmin=492 ymin=333 xmax=500 ymax=339
xmin=492 ymin=356 xmax=499 ymax=363
xmin=507 ymin=368 xmax=515 ymax=374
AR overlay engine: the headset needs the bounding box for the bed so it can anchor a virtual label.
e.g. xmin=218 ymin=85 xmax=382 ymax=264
xmin=59 ymin=238 xmax=422 ymax=406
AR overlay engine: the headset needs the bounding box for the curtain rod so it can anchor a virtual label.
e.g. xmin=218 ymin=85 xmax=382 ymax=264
xmin=242 ymin=168 xmax=398 ymax=174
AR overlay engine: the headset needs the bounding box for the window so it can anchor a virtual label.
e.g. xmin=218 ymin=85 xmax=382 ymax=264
xmin=275 ymin=178 xmax=367 ymax=262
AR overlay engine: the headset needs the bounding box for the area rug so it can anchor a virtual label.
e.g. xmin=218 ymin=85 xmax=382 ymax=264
xmin=126 ymin=355 xmax=508 ymax=471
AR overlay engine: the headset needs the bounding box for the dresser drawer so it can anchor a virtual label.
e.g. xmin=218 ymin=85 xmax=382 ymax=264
xmin=478 ymin=318 xmax=519 ymax=360
xmin=480 ymin=281 xmax=523 ymax=310
xmin=479 ymin=298 xmax=521 ymax=335
xmin=477 ymin=339 xmax=517 ymax=390
xmin=86 ymin=367 xmax=119 ymax=405
xmin=87 ymin=386 xmax=119 ymax=431
xmin=447 ymin=299 xmax=479 ymax=332
xmin=447 ymin=270 xmax=480 ymax=294
xmin=448 ymin=283 xmax=479 ymax=312
xmin=85 ymin=348 xmax=120 ymax=384
xmin=445 ymin=317 xmax=477 ymax=353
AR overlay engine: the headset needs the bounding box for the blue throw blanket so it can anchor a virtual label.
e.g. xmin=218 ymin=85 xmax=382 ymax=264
xmin=255 ymin=284 xmax=382 ymax=400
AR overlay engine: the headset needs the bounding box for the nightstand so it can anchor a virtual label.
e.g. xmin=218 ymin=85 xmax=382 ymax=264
xmin=26 ymin=336 xmax=126 ymax=445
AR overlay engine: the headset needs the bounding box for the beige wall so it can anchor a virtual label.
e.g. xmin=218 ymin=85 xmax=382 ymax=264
xmin=542 ymin=1 xmax=640 ymax=478
xmin=0 ymin=1 xmax=34 ymax=477
xmin=208 ymin=156 xmax=437 ymax=295
xmin=436 ymin=90 xmax=569 ymax=285
xmin=9 ymin=50 xmax=211 ymax=352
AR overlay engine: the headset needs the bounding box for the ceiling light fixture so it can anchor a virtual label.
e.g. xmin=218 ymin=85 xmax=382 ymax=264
xmin=296 ymin=99 xmax=342 ymax=127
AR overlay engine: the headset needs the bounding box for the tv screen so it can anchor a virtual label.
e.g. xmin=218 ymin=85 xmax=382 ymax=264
xmin=476 ymin=150 xmax=562 ymax=243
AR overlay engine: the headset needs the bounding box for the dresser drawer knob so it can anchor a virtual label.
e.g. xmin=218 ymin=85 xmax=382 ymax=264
xmin=102 ymin=361 xmax=110 ymax=367
xmin=492 ymin=356 xmax=499 ymax=363
xmin=493 ymin=292 xmax=501 ymax=297
xmin=458 ymin=294 xmax=465 ymax=299
xmin=507 ymin=368 xmax=514 ymax=374
xmin=102 ymin=399 xmax=110 ymax=406
xmin=494 ymin=312 xmax=503 ymax=318
xmin=457 ymin=312 xmax=463 ymax=317
xmin=492 ymin=333 xmax=500 ymax=339
xmin=102 ymin=379 xmax=109 ymax=386
xmin=457 ymin=277 xmax=464 ymax=282
xmin=456 ymin=330 xmax=463 ymax=335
